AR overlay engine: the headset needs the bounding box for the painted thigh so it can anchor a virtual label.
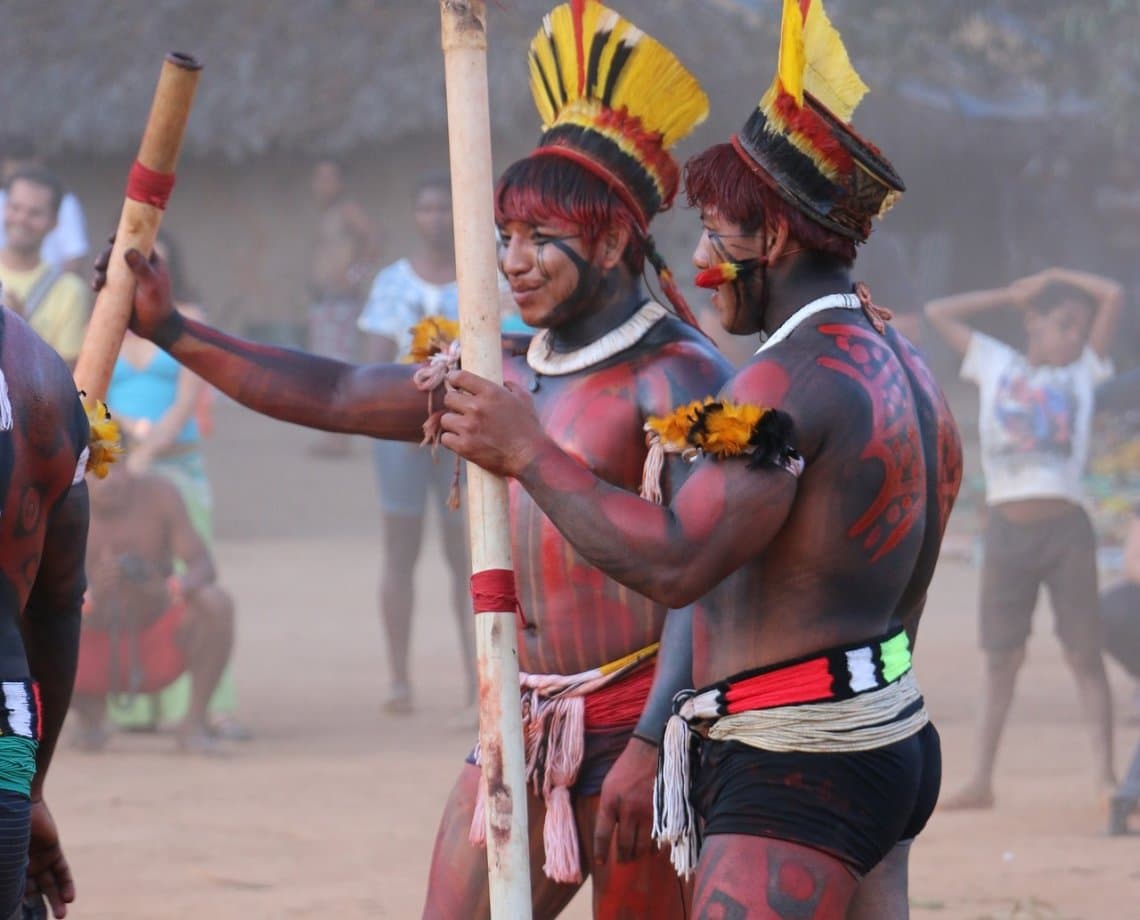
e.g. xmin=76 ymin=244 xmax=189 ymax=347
xmin=693 ymin=835 xmax=857 ymax=920
xmin=574 ymin=794 xmax=692 ymax=920
xmin=422 ymin=762 xmax=584 ymax=920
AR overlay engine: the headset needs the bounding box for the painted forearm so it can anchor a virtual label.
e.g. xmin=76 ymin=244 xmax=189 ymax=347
xmin=22 ymin=601 xmax=80 ymax=798
xmin=160 ymin=315 xmax=429 ymax=441
xmin=635 ymin=605 xmax=693 ymax=744
xmin=517 ymin=440 xmax=697 ymax=606
xmin=22 ymin=488 xmax=88 ymax=798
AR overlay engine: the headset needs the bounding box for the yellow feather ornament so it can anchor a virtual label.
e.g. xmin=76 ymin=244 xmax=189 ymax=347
xmin=770 ymin=0 xmax=867 ymax=122
xmin=82 ymin=397 xmax=123 ymax=479
xmin=403 ymin=316 xmax=460 ymax=364
xmin=529 ymin=0 xmax=708 ymax=155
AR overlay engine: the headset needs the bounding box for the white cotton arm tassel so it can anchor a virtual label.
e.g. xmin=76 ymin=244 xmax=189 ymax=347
xmin=640 ymin=431 xmax=665 ymax=504
xmin=652 ymin=712 xmax=700 ymax=880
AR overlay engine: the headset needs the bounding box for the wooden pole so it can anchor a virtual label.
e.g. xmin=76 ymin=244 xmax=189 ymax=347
xmin=73 ymin=52 xmax=202 ymax=401
xmin=439 ymin=3 xmax=533 ymax=918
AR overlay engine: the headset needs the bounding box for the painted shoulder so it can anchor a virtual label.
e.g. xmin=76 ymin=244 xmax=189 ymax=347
xmin=1 ymin=309 xmax=88 ymax=455
xmin=638 ymin=315 xmax=734 ymax=377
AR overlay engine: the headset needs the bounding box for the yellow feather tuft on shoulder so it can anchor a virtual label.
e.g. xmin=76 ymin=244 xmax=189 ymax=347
xmin=697 ymin=403 xmax=767 ymax=457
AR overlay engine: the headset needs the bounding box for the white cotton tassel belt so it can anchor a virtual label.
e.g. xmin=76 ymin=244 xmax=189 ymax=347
xmin=652 ymin=671 xmax=928 ymax=880
xmin=469 ymin=643 xmax=658 ymax=884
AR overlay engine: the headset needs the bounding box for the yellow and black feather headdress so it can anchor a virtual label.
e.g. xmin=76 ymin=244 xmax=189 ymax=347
xmin=528 ymin=0 xmax=709 ymax=231
xmin=732 ymin=0 xmax=904 ymax=242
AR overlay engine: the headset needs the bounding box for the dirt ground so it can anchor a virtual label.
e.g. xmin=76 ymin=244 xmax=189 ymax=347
xmin=50 ymin=401 xmax=1140 ymax=919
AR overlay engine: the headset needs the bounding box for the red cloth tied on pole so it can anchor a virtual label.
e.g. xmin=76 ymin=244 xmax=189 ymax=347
xmin=125 ymin=161 xmax=177 ymax=210
xmin=471 ymin=569 xmax=524 ymax=627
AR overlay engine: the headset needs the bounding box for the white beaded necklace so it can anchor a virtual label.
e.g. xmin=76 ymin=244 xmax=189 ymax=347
xmin=526 ymin=300 xmax=668 ymax=377
xmin=755 ymin=292 xmax=860 ymax=355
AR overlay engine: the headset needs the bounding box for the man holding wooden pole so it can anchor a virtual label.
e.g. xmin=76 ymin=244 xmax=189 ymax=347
xmin=0 ymin=52 xmax=199 ymax=920
xmin=104 ymin=2 xmax=729 ymax=915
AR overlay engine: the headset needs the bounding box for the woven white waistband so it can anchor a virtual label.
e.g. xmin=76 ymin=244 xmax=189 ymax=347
xmin=706 ymin=671 xmax=928 ymax=753
xmin=653 ymin=672 xmax=928 ymax=880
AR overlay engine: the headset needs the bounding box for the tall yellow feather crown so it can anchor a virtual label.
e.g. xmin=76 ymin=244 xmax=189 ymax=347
xmin=528 ymin=0 xmax=709 ymax=229
xmin=732 ymin=0 xmax=904 ymax=242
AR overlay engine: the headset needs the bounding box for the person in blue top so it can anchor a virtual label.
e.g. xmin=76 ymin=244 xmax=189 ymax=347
xmin=103 ymin=234 xmax=244 ymax=741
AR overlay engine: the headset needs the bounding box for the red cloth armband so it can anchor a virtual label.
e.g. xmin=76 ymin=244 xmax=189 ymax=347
xmin=126 ymin=161 xmax=176 ymax=209
xmin=470 ymin=568 xmax=523 ymax=625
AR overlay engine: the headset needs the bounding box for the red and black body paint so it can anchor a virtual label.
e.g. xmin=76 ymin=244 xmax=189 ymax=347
xmin=816 ymin=322 xmax=926 ymax=563
xmin=0 ymin=309 xmax=91 ymax=806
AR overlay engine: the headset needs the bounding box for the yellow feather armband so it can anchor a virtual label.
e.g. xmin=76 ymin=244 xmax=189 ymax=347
xmin=639 ymin=399 xmax=803 ymax=504
xmin=82 ymin=397 xmax=123 ymax=479
xmin=403 ymin=316 xmax=460 ymax=364
xmin=405 ymin=316 xmax=463 ymax=511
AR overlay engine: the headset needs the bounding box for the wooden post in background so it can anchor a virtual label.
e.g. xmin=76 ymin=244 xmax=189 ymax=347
xmin=73 ymin=52 xmax=201 ymax=401
xmin=439 ymin=3 xmax=533 ymax=918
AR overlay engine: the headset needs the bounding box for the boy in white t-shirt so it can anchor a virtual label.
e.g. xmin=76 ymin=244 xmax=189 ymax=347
xmin=926 ymin=267 xmax=1123 ymax=810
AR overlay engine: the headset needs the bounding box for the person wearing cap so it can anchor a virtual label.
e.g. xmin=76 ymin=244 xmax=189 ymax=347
xmin=439 ymin=1 xmax=962 ymax=916
xmin=102 ymin=2 xmax=730 ymax=915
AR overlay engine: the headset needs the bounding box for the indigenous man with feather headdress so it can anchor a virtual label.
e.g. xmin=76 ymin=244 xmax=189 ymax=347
xmin=104 ymin=2 xmax=730 ymax=915
xmin=440 ymin=1 xmax=964 ymax=916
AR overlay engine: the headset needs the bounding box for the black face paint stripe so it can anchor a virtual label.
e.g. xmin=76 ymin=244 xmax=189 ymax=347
xmin=545 ymin=237 xmax=598 ymax=313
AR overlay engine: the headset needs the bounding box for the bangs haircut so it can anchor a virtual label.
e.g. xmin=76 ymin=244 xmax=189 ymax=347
xmin=684 ymin=142 xmax=857 ymax=265
xmin=494 ymin=155 xmax=646 ymax=274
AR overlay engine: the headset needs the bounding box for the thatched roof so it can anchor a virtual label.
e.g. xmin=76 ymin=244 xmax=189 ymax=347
xmin=7 ymin=1 xmax=1123 ymax=163
xmin=7 ymin=0 xmax=762 ymax=161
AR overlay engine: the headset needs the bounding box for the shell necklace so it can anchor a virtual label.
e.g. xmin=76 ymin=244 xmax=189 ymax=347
xmin=525 ymin=300 xmax=668 ymax=389
xmin=755 ymin=292 xmax=860 ymax=355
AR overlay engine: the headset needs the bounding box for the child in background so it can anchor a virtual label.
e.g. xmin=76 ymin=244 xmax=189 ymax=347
xmin=926 ymin=267 xmax=1122 ymax=810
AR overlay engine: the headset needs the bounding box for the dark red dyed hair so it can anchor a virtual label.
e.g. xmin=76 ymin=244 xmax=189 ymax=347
xmin=495 ymin=154 xmax=647 ymax=274
xmin=684 ymin=142 xmax=856 ymax=265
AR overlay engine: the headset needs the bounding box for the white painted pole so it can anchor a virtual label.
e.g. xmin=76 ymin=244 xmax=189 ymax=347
xmin=439 ymin=3 xmax=533 ymax=918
